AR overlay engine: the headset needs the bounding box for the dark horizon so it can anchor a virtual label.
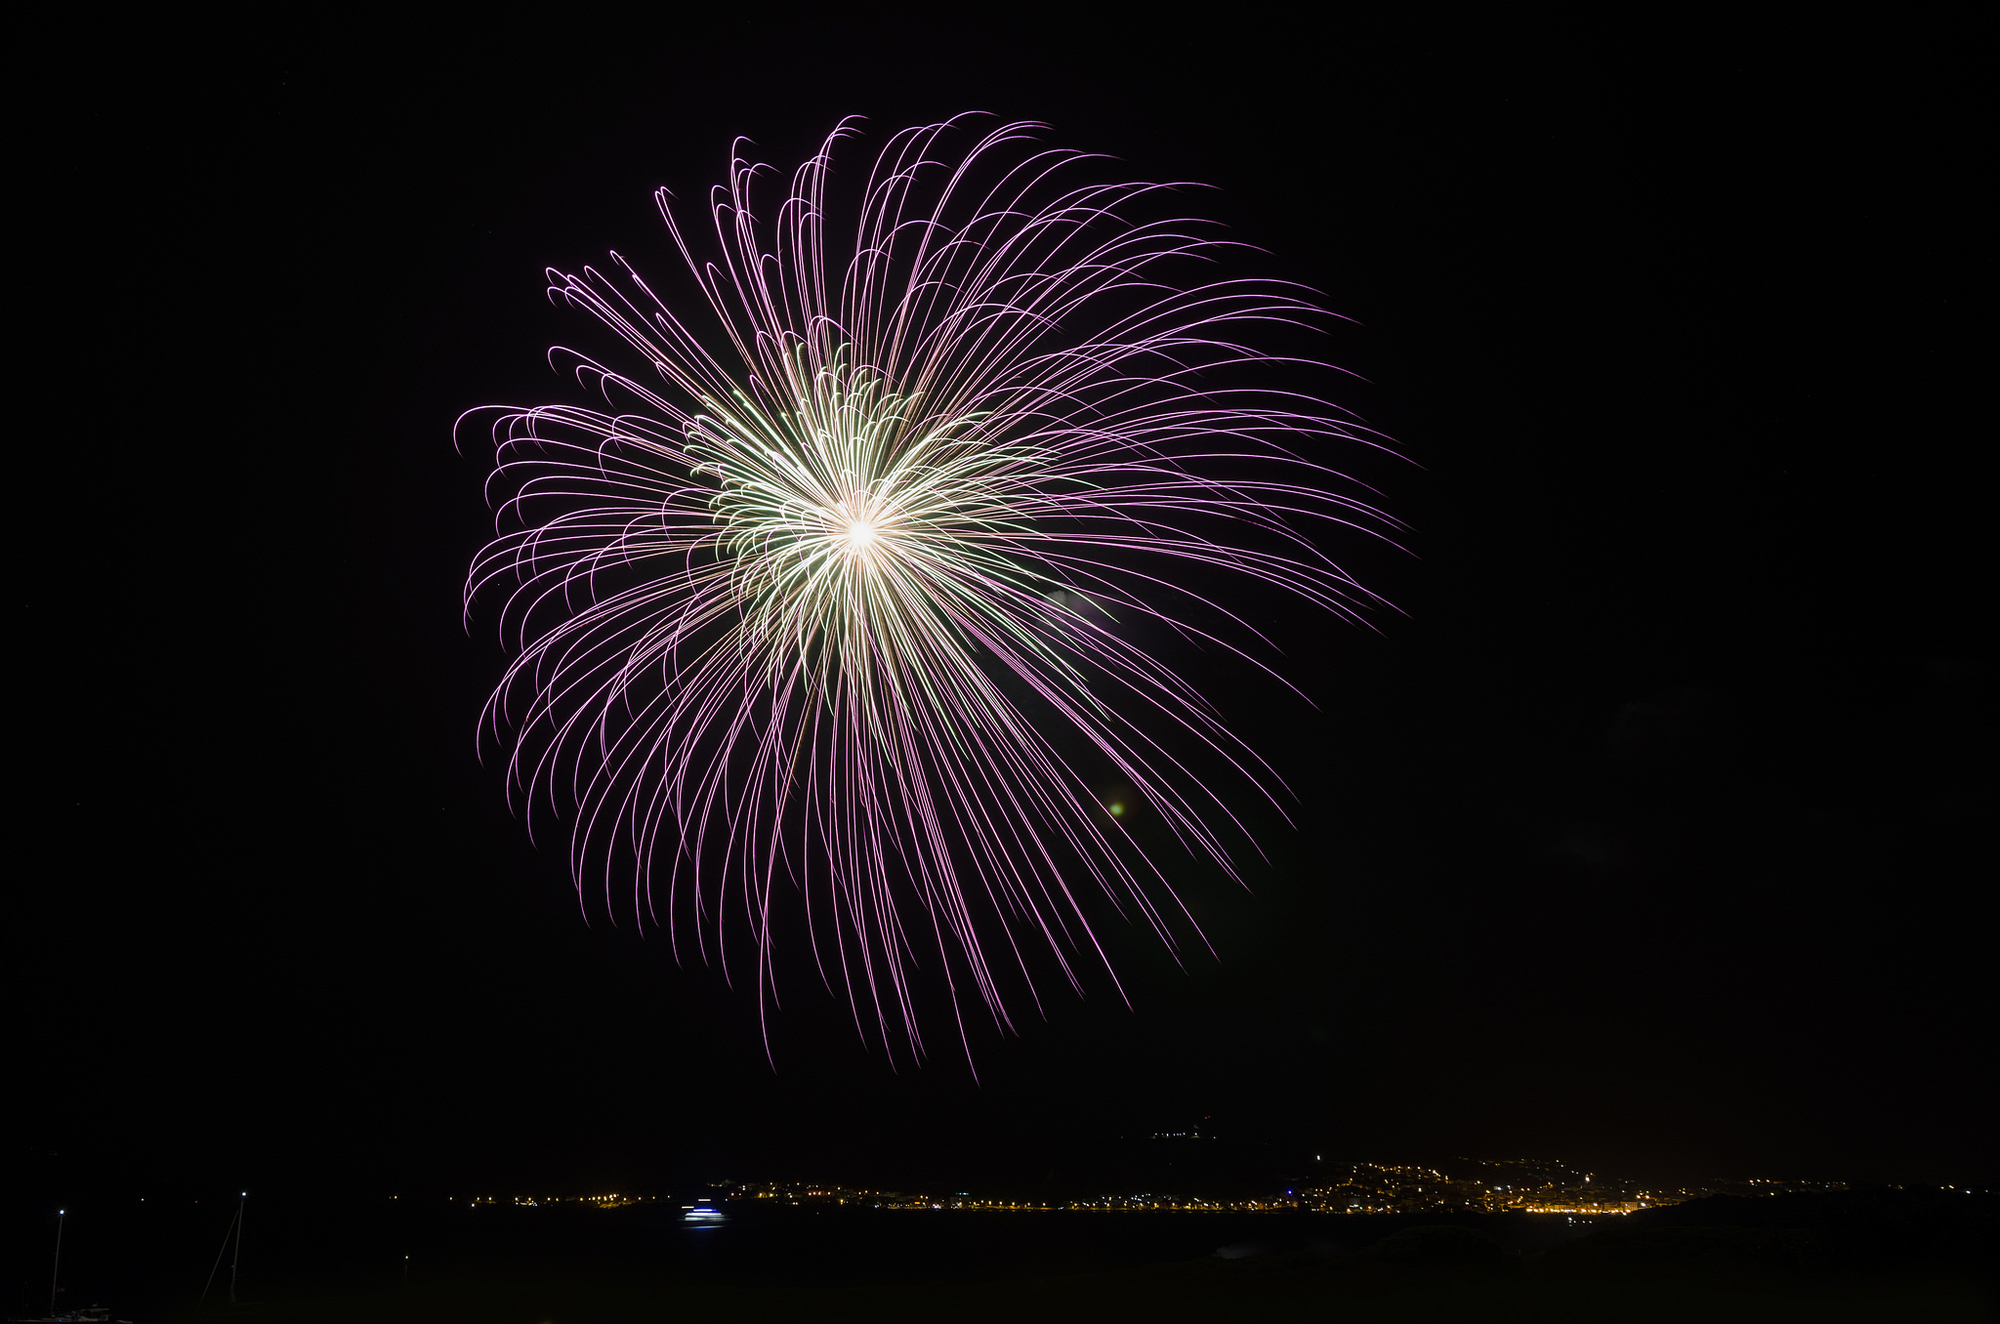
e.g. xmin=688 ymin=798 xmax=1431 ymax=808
xmin=14 ymin=8 xmax=1988 ymax=1220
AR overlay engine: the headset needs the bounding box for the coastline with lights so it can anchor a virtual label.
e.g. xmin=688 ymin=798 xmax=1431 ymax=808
xmin=428 ymin=1161 xmax=1875 ymax=1221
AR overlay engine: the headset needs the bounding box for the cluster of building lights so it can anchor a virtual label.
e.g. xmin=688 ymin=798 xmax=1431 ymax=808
xmin=454 ymin=1193 xmax=656 ymax=1209
xmin=1293 ymin=1162 xmax=1856 ymax=1217
xmin=425 ymin=1167 xmax=1867 ymax=1220
xmin=717 ymin=1167 xmax=1859 ymax=1218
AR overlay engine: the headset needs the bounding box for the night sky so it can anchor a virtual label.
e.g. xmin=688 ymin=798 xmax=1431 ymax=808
xmin=18 ymin=14 xmax=1987 ymax=1201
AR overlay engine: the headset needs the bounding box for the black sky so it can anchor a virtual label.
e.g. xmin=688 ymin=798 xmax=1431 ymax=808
xmin=16 ymin=12 xmax=1988 ymax=1200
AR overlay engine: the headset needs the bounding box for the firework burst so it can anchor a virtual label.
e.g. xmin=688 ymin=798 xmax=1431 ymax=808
xmin=464 ymin=116 xmax=1397 ymax=1064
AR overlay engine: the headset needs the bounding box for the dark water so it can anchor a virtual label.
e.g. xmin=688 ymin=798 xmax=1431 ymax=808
xmin=13 ymin=1189 xmax=1992 ymax=1321
xmin=5 ymin=1193 xmax=1596 ymax=1319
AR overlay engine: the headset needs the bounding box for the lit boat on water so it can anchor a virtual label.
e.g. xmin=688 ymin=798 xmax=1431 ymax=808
xmin=682 ymin=1202 xmax=726 ymax=1224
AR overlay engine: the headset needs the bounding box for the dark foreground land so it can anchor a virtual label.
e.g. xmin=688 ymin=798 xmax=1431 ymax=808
xmin=12 ymin=1187 xmax=1993 ymax=1322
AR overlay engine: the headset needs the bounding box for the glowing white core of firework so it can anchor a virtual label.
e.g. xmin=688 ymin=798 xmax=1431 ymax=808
xmin=846 ymin=521 xmax=875 ymax=550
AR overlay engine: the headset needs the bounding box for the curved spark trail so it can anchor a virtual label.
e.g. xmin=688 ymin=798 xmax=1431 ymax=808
xmin=464 ymin=116 xmax=1398 ymax=1065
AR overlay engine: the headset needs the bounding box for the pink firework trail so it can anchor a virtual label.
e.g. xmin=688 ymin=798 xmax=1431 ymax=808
xmin=464 ymin=116 xmax=1398 ymax=1066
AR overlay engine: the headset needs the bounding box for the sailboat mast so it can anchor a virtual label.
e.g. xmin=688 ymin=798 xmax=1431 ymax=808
xmin=49 ymin=1209 xmax=65 ymax=1317
xmin=200 ymin=1196 xmax=242 ymax=1307
xmin=229 ymin=1192 xmax=246 ymax=1304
